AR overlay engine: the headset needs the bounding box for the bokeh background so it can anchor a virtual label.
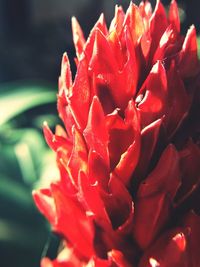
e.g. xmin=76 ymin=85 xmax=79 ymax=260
xmin=0 ymin=1 xmax=199 ymax=267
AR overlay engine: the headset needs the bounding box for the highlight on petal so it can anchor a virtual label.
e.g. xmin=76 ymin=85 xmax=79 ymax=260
xmin=83 ymin=96 xmax=109 ymax=166
xmin=59 ymin=52 xmax=72 ymax=93
xmin=137 ymin=61 xmax=168 ymax=128
xmin=67 ymin=126 xmax=88 ymax=186
xmin=69 ymin=56 xmax=91 ymax=130
xmin=168 ymin=0 xmax=180 ymax=32
xmin=72 ymin=17 xmax=86 ymax=60
xmin=177 ymin=25 xmax=200 ymax=78
xmin=149 ymin=0 xmax=168 ymax=54
xmin=138 ymin=228 xmax=190 ymax=267
xmin=123 ymin=2 xmax=145 ymax=44
xmin=109 ymin=5 xmax=125 ymax=34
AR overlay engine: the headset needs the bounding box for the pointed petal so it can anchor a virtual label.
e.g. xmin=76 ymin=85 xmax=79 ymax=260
xmin=108 ymin=100 xmax=140 ymax=180
xmin=72 ymin=17 xmax=86 ymax=60
xmin=32 ymin=189 xmax=56 ymax=225
xmin=88 ymin=149 xmax=109 ymax=189
xmin=182 ymin=211 xmax=200 ymax=266
xmin=137 ymin=61 xmax=168 ymax=128
xmin=149 ymin=0 xmax=168 ymax=55
xmin=84 ymin=13 xmax=108 ymax=61
xmin=43 ymin=122 xmax=72 ymax=152
xmin=84 ymin=96 xmax=109 ymax=166
xmin=123 ymin=2 xmax=145 ymax=44
xmin=133 ymin=144 xmax=181 ymax=249
xmin=139 ymin=228 xmax=190 ymax=267
xmin=169 ymin=0 xmax=180 ymax=33
xmin=108 ymin=250 xmax=133 ymax=267
xmin=67 ymin=126 xmax=88 ymax=185
xmin=175 ymin=140 xmax=200 ymax=205
xmin=78 ymin=171 xmax=111 ymax=229
xmin=165 ymin=61 xmax=190 ymax=138
xmin=177 ymin=25 xmax=200 ymax=78
xmin=133 ymin=118 xmax=163 ymax=181
xmin=51 ymin=183 xmax=94 ymax=258
xmin=109 ymin=5 xmax=125 ymax=34
xmin=69 ymin=56 xmax=91 ymax=130
xmin=101 ymin=174 xmax=134 ymax=233
xmin=59 ymin=52 xmax=72 ymax=93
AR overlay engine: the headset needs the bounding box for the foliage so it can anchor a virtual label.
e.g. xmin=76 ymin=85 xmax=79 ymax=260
xmin=0 ymin=82 xmax=58 ymax=267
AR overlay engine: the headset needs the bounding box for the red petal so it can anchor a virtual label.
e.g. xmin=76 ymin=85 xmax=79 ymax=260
xmin=168 ymin=0 xmax=180 ymax=33
xmin=108 ymin=250 xmax=133 ymax=267
xmin=84 ymin=14 xmax=108 ymax=61
xmin=88 ymin=149 xmax=109 ymax=190
xmin=175 ymin=140 xmax=200 ymax=205
xmin=122 ymin=26 xmax=139 ymax=98
xmin=152 ymin=25 xmax=180 ymax=64
xmin=84 ymin=96 xmax=109 ymax=166
xmin=165 ymin=62 xmax=190 ymax=138
xmin=69 ymin=56 xmax=91 ymax=130
xmin=67 ymin=126 xmax=88 ymax=186
xmin=123 ymin=2 xmax=145 ymax=44
xmin=105 ymin=174 xmax=134 ymax=234
xmin=57 ymin=94 xmax=75 ymax=137
xmin=72 ymin=17 xmax=86 ymax=60
xmin=109 ymin=5 xmax=125 ymax=35
xmin=32 ymin=189 xmax=56 ymax=225
xmin=133 ymin=144 xmax=181 ymax=249
xmin=139 ymin=228 xmax=190 ymax=267
xmin=139 ymin=1 xmax=152 ymax=21
xmin=133 ymin=117 xmax=163 ymax=181
xmin=149 ymin=0 xmax=168 ymax=56
xmin=41 ymin=245 xmax=83 ymax=267
xmin=108 ymin=101 xmax=141 ymax=184
xmin=51 ymin=183 xmax=94 ymax=258
xmin=59 ymin=53 xmax=72 ymax=92
xmin=86 ymin=257 xmax=111 ymax=267
xmin=177 ymin=25 xmax=200 ymax=78
xmin=89 ymin=28 xmax=117 ymax=74
xmin=78 ymin=171 xmax=111 ymax=230
xmin=107 ymin=30 xmax=124 ymax=71
xmin=137 ymin=61 xmax=168 ymax=128
xmin=43 ymin=122 xmax=72 ymax=152
xmin=182 ymin=211 xmax=200 ymax=266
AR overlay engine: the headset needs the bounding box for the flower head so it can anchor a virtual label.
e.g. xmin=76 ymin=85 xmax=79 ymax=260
xmin=33 ymin=0 xmax=200 ymax=266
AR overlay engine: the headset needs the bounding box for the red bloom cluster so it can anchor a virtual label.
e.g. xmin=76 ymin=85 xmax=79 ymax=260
xmin=33 ymin=0 xmax=200 ymax=266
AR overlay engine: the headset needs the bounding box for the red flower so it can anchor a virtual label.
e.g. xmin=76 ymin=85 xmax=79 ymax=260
xmin=33 ymin=0 xmax=200 ymax=266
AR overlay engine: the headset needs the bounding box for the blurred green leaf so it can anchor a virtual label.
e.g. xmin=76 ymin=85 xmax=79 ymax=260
xmin=198 ymin=36 xmax=200 ymax=59
xmin=0 ymin=82 xmax=56 ymax=267
xmin=34 ymin=150 xmax=59 ymax=189
xmin=0 ymin=175 xmax=32 ymax=208
xmin=0 ymin=83 xmax=56 ymax=126
xmin=13 ymin=129 xmax=46 ymax=185
xmin=0 ymin=218 xmax=48 ymax=251
xmin=0 ymin=128 xmax=46 ymax=185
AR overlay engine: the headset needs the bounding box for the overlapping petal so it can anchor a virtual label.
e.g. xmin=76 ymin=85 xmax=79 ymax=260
xmin=34 ymin=1 xmax=200 ymax=266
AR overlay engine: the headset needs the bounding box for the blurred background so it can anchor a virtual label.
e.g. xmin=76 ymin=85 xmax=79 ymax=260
xmin=0 ymin=0 xmax=199 ymax=267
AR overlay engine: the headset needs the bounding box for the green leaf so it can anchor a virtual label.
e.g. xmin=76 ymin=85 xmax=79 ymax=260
xmin=198 ymin=36 xmax=200 ymax=59
xmin=0 ymin=82 xmax=56 ymax=126
xmin=0 ymin=218 xmax=48 ymax=251
xmin=0 ymin=175 xmax=33 ymax=208
xmin=0 ymin=128 xmax=47 ymax=185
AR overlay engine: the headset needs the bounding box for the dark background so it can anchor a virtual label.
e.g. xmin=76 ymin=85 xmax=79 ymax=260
xmin=0 ymin=0 xmax=199 ymax=85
